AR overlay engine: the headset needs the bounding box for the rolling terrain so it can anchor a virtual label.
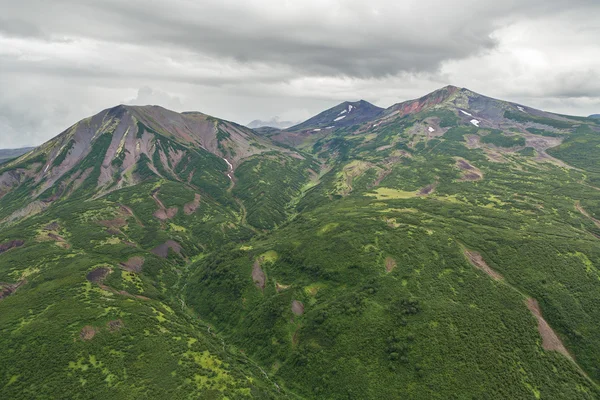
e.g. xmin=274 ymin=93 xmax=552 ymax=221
xmin=1 ymin=86 xmax=600 ymax=399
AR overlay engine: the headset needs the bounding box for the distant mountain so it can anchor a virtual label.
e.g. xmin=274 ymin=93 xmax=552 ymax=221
xmin=287 ymin=100 xmax=384 ymax=132
xmin=590 ymin=114 xmax=600 ymax=119
xmin=247 ymin=117 xmax=297 ymax=129
xmin=270 ymin=85 xmax=594 ymax=151
xmin=252 ymin=126 xmax=282 ymax=135
xmin=0 ymin=147 xmax=34 ymax=164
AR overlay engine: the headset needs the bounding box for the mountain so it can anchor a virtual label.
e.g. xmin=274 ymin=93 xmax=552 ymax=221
xmin=247 ymin=117 xmax=297 ymax=129
xmin=2 ymin=89 xmax=600 ymax=399
xmin=288 ymin=100 xmax=384 ymax=132
xmin=0 ymin=147 xmax=34 ymax=165
xmin=590 ymin=114 xmax=600 ymax=119
xmin=0 ymin=104 xmax=310 ymax=225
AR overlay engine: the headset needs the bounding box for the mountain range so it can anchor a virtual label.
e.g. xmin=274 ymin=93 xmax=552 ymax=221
xmin=247 ymin=117 xmax=298 ymax=129
xmin=1 ymin=85 xmax=600 ymax=399
xmin=0 ymin=147 xmax=34 ymax=165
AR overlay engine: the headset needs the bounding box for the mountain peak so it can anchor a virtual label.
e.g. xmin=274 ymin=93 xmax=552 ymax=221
xmin=288 ymin=99 xmax=384 ymax=131
xmin=0 ymin=104 xmax=281 ymax=206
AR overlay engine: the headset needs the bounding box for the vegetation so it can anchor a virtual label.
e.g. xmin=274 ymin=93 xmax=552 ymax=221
xmin=504 ymin=110 xmax=576 ymax=129
xmin=1 ymin=96 xmax=600 ymax=399
xmin=481 ymin=130 xmax=526 ymax=147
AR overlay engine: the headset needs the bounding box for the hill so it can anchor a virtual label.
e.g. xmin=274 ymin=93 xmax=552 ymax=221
xmin=2 ymin=88 xmax=600 ymax=399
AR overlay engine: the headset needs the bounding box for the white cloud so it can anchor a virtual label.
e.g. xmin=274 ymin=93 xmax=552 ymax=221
xmin=0 ymin=0 xmax=599 ymax=147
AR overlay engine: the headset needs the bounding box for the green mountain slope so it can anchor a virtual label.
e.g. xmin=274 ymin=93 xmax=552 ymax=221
xmin=2 ymin=88 xmax=600 ymax=399
xmin=0 ymin=105 xmax=312 ymax=399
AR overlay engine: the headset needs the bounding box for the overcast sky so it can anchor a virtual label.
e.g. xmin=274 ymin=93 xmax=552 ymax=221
xmin=1 ymin=0 xmax=599 ymax=148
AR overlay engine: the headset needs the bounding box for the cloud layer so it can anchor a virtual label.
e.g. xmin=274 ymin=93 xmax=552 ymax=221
xmin=1 ymin=0 xmax=599 ymax=147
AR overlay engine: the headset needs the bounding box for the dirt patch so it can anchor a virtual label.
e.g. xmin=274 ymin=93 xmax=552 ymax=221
xmin=153 ymin=209 xmax=168 ymax=220
xmin=80 ymin=326 xmax=97 ymax=341
xmin=457 ymin=159 xmax=475 ymax=170
xmin=376 ymin=145 xmax=393 ymax=152
xmin=38 ymin=222 xmax=70 ymax=248
xmin=150 ymin=240 xmax=182 ymax=258
xmin=0 ymin=280 xmax=25 ymax=300
xmin=153 ymin=207 xmax=178 ymax=221
xmin=118 ymin=204 xmax=144 ymax=226
xmin=0 ymin=240 xmax=24 ymax=255
xmin=86 ymin=267 xmax=112 ymax=284
xmin=526 ymin=298 xmax=571 ymax=358
xmin=184 ymin=193 xmax=201 ymax=215
xmin=456 ymin=159 xmax=483 ymax=181
xmin=371 ymin=167 xmax=393 ymax=188
xmin=418 ymin=183 xmax=436 ymax=196
xmin=483 ymin=149 xmax=508 ymax=163
xmin=252 ymin=258 xmax=266 ymax=291
xmin=463 ymin=172 xmax=482 ymax=181
xmin=464 ymin=249 xmax=503 ymax=281
xmin=47 ymin=233 xmax=71 ymax=249
xmin=44 ymin=222 xmax=61 ymax=231
xmin=120 ymin=257 xmax=144 ymax=272
xmin=98 ymin=218 xmax=126 ymax=229
xmin=151 ymin=189 xmax=179 ymax=221
xmin=465 ymin=134 xmax=481 ymax=149
xmin=385 ymin=257 xmax=397 ymax=273
xmin=291 ymin=300 xmax=305 ymax=316
xmin=523 ymin=134 xmax=570 ymax=167
xmin=107 ymin=319 xmax=125 ymax=332
xmin=119 ymin=204 xmax=134 ymax=216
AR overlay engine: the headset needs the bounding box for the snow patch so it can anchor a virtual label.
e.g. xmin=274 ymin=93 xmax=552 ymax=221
xmin=313 ymin=128 xmax=322 ymax=132
xmin=470 ymin=119 xmax=480 ymax=127
xmin=334 ymin=115 xmax=346 ymax=122
xmin=44 ymin=165 xmax=49 ymax=173
xmin=517 ymin=106 xmax=525 ymax=112
xmin=223 ymin=158 xmax=233 ymax=181
xmin=348 ymin=105 xmax=354 ymax=112
xmin=325 ymin=126 xmax=334 ymax=129
xmin=460 ymin=110 xmax=473 ymax=117
xmin=428 ymin=127 xmax=435 ymax=132
xmin=338 ymin=109 xmax=347 ymax=115
xmin=372 ymin=123 xmax=380 ymax=128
